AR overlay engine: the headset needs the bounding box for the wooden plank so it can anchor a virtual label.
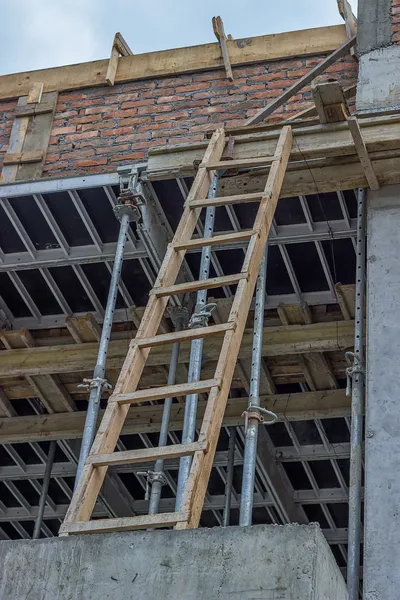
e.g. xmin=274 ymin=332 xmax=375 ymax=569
xmin=3 ymin=151 xmax=44 ymax=165
xmin=212 ymin=16 xmax=233 ymax=81
xmin=27 ymin=82 xmax=43 ymax=104
xmin=245 ymin=35 xmax=357 ymax=125
xmin=0 ymin=25 xmax=347 ymax=100
xmin=151 ymin=273 xmax=247 ymax=297
xmin=288 ymin=83 xmax=357 ymax=122
xmin=0 ymin=389 xmax=353 ymax=445
xmin=135 ymin=322 xmax=234 ymax=348
xmin=88 ymin=441 xmax=208 ymax=467
xmin=14 ymin=101 xmax=54 ymax=117
xmin=187 ymin=192 xmax=263 ymax=208
xmin=112 ymin=378 xmax=220 ymax=405
xmin=63 ymin=512 xmax=187 ymax=535
xmin=65 ymin=314 xmax=101 ymax=343
xmin=337 ymin=0 xmax=357 ymax=41
xmin=106 ymin=46 xmax=120 ymax=87
xmin=204 ymin=156 xmax=275 ymax=170
xmin=1 ymin=91 xmax=58 ymax=183
xmin=177 ymin=126 xmax=293 ymax=529
xmin=113 ymin=32 xmax=133 ymax=57
xmin=345 ymin=113 xmax=380 ymax=190
xmin=0 ymin=320 xmax=355 ymax=378
xmin=173 ymin=230 xmax=255 ymax=251
xmin=311 ymin=80 xmax=347 ymax=124
xmin=0 ymin=388 xmax=16 ymax=418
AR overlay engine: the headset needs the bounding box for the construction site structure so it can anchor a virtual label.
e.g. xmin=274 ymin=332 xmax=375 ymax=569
xmin=0 ymin=1 xmax=399 ymax=598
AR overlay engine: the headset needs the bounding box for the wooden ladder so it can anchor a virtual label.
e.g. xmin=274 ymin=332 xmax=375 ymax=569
xmin=59 ymin=124 xmax=292 ymax=536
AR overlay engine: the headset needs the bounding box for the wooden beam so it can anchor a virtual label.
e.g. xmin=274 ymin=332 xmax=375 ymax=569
xmin=0 ymin=25 xmax=347 ymax=101
xmin=147 ymin=114 xmax=400 ymax=196
xmin=0 ymin=321 xmax=355 ymax=378
xmin=244 ymin=35 xmax=356 ymax=126
xmin=0 ymin=389 xmax=352 ymax=444
xmin=27 ymin=82 xmax=43 ymax=104
xmin=212 ymin=16 xmax=233 ymax=81
xmin=311 ymin=80 xmax=347 ymax=124
xmin=344 ymin=111 xmax=381 ymax=191
xmin=2 ymin=150 xmax=44 ymax=165
xmin=337 ymin=0 xmax=357 ymax=57
xmin=106 ymin=32 xmax=133 ymax=87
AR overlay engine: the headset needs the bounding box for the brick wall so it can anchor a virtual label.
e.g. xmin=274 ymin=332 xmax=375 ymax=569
xmin=392 ymin=0 xmax=400 ymax=42
xmin=0 ymin=53 xmax=357 ymax=178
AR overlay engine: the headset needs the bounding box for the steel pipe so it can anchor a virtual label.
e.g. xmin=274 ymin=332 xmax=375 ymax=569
xmin=148 ymin=312 xmax=185 ymax=514
xmin=223 ymin=427 xmax=237 ymax=526
xmin=32 ymin=440 xmax=56 ymax=539
xmin=175 ymin=172 xmax=220 ymax=510
xmin=74 ymin=211 xmax=131 ymax=488
xmin=347 ymin=188 xmax=366 ymax=600
xmin=239 ymin=247 xmax=268 ymax=526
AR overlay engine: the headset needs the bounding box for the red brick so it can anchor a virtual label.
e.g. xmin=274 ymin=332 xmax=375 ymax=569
xmin=45 ymin=153 xmax=61 ymax=163
xmin=151 ymin=128 xmax=189 ymax=138
xmin=137 ymin=104 xmax=172 ymax=114
xmin=55 ymin=110 xmax=79 ymax=119
xmin=156 ymin=75 xmax=193 ymax=87
xmin=85 ymin=104 xmax=119 ymax=115
xmin=65 ymin=130 xmax=99 ymax=142
xmin=157 ymin=95 xmax=187 ymax=104
xmin=95 ymin=144 xmax=131 ymax=155
xmin=393 ymin=30 xmax=400 ymax=41
xmin=74 ymin=157 xmax=108 ymax=168
xmin=142 ymin=87 xmax=176 ymax=98
xmin=101 ymin=126 xmax=134 ymax=137
xmin=233 ymin=65 xmax=265 ymax=77
xmin=153 ymin=110 xmax=189 ymax=122
xmin=210 ymin=94 xmax=246 ymax=104
xmin=60 ymin=149 xmax=95 ymax=160
xmin=175 ymin=82 xmax=210 ymax=94
xmin=70 ymin=98 xmax=106 ymax=108
xmin=51 ymin=125 xmax=77 ymax=135
xmin=82 ymin=121 xmax=111 ymax=132
xmin=121 ymin=98 xmax=155 ymax=109
xmin=117 ymin=116 xmax=153 ymax=126
xmin=110 ymin=152 xmax=146 ymax=162
xmin=192 ymin=71 xmax=226 ymax=82
xmin=43 ymin=160 xmax=69 ymax=170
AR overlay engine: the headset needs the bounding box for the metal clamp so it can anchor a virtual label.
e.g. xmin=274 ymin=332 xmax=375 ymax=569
xmin=137 ymin=470 xmax=168 ymax=500
xmin=115 ymin=165 xmax=146 ymax=222
xmin=241 ymin=403 xmax=277 ymax=434
xmin=345 ymin=351 xmax=365 ymax=396
xmin=77 ymin=377 xmax=113 ymax=395
xmin=188 ymin=303 xmax=217 ymax=329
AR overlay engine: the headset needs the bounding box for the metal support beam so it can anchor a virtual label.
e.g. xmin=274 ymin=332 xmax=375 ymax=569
xmin=32 ymin=440 xmax=56 ymax=539
xmin=74 ymin=207 xmax=134 ymax=487
xmin=347 ymin=188 xmax=366 ymax=600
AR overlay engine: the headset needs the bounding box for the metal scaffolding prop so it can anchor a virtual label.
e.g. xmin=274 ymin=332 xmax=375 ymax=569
xmin=175 ymin=171 xmax=221 ymax=510
xmin=346 ymin=188 xmax=366 ymax=600
xmin=32 ymin=440 xmax=56 ymax=540
xmin=74 ymin=182 xmax=141 ymax=487
xmin=239 ymin=247 xmax=277 ymax=526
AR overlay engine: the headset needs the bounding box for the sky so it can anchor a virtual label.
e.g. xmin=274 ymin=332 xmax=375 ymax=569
xmin=1 ymin=0 xmax=358 ymax=76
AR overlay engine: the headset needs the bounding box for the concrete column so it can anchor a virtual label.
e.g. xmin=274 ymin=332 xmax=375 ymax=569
xmin=357 ymin=0 xmax=400 ymax=112
xmin=364 ymin=184 xmax=400 ymax=599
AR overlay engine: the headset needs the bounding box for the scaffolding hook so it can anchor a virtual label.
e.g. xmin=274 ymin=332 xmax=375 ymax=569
xmin=345 ymin=351 xmax=365 ymax=396
xmin=77 ymin=377 xmax=113 ymax=398
xmin=241 ymin=403 xmax=277 ymax=434
xmin=188 ymin=302 xmax=217 ymax=329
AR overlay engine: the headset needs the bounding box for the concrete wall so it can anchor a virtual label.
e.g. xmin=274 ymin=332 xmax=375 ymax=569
xmin=357 ymin=0 xmax=400 ymax=111
xmin=0 ymin=524 xmax=348 ymax=600
xmin=364 ymin=184 xmax=400 ymax=600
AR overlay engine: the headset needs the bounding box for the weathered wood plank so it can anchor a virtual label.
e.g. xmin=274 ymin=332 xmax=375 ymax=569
xmin=0 ymin=26 xmax=347 ymax=100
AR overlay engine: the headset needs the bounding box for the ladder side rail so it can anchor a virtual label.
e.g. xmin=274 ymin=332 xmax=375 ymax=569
xmin=176 ymin=125 xmax=293 ymax=529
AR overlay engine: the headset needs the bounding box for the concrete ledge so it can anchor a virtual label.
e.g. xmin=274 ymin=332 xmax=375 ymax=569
xmin=0 ymin=524 xmax=348 ymax=599
xmin=357 ymin=46 xmax=400 ymax=111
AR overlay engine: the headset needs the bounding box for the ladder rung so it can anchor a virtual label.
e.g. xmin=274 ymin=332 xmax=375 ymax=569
xmin=173 ymin=230 xmax=256 ymax=251
xmin=65 ymin=512 xmax=187 ymax=535
xmin=187 ymin=192 xmax=263 ymax=208
xmin=111 ymin=378 xmax=220 ymax=405
xmin=150 ymin=273 xmax=247 ymax=297
xmin=135 ymin=322 xmax=234 ymax=348
xmin=87 ymin=441 xmax=208 ymax=467
xmin=203 ymin=156 xmax=275 ymax=170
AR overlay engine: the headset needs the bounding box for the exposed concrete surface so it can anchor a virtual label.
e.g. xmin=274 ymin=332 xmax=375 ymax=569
xmin=357 ymin=46 xmax=400 ymax=111
xmin=364 ymin=184 xmax=400 ymax=600
xmin=0 ymin=524 xmax=348 ymax=600
xmin=357 ymin=0 xmax=392 ymax=54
